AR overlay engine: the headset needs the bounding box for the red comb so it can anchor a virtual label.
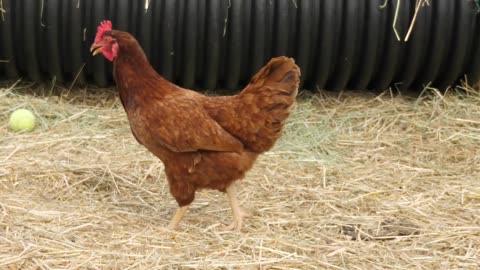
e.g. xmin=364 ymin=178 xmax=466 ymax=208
xmin=94 ymin=20 xmax=112 ymax=43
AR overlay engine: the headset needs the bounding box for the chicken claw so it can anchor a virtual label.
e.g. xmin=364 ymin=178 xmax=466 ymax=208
xmin=220 ymin=184 xmax=251 ymax=232
xmin=167 ymin=205 xmax=189 ymax=230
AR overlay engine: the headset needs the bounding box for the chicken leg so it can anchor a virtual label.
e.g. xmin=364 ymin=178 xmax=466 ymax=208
xmin=220 ymin=184 xmax=251 ymax=232
xmin=167 ymin=205 xmax=189 ymax=230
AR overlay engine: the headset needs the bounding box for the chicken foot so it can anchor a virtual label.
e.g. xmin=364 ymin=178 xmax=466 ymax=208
xmin=220 ymin=184 xmax=251 ymax=232
xmin=167 ymin=205 xmax=189 ymax=230
xmin=167 ymin=184 xmax=250 ymax=231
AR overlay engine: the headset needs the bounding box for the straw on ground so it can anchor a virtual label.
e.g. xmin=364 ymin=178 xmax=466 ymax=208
xmin=0 ymin=83 xmax=479 ymax=269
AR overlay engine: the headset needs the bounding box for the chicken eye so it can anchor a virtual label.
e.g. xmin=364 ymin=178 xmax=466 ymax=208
xmin=101 ymin=33 xmax=114 ymax=42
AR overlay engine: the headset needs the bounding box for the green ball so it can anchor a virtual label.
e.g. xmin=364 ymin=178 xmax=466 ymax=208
xmin=9 ymin=109 xmax=36 ymax=132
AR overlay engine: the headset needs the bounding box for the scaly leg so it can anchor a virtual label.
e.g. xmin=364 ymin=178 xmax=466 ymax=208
xmin=220 ymin=184 xmax=251 ymax=232
xmin=167 ymin=205 xmax=189 ymax=230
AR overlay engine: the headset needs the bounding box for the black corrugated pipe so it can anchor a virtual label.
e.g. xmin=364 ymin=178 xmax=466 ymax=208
xmin=0 ymin=0 xmax=479 ymax=91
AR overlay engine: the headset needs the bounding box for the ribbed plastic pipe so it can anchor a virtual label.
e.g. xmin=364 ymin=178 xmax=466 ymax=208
xmin=0 ymin=0 xmax=479 ymax=90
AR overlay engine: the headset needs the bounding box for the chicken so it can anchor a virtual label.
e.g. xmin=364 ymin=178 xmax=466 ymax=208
xmin=90 ymin=20 xmax=300 ymax=231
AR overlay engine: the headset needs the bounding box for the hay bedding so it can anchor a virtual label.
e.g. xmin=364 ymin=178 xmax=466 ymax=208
xmin=0 ymin=81 xmax=479 ymax=269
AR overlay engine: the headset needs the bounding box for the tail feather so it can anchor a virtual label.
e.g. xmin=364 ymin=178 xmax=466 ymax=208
xmin=237 ymin=57 xmax=301 ymax=152
xmin=204 ymin=57 xmax=301 ymax=153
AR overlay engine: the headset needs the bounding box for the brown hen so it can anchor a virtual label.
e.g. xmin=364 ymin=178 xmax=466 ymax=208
xmin=90 ymin=21 xmax=300 ymax=231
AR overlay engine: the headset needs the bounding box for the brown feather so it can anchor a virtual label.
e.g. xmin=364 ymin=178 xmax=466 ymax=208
xmin=110 ymin=31 xmax=300 ymax=208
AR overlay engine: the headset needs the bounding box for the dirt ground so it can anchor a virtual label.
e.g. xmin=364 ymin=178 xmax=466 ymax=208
xmin=1 ymin=82 xmax=479 ymax=269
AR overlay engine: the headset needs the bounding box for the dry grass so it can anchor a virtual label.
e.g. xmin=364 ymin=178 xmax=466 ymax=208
xmin=1 ymin=81 xmax=480 ymax=269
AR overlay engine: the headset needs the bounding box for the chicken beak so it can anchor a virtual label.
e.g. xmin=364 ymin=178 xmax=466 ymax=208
xmin=90 ymin=44 xmax=103 ymax=56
